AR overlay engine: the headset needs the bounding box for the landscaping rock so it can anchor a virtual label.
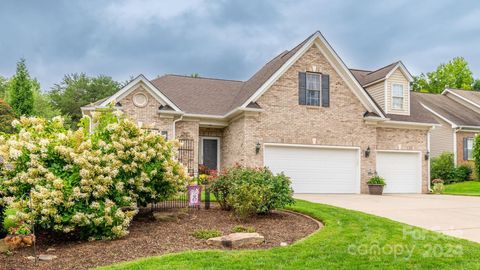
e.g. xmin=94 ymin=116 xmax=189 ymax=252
xmin=280 ymin=242 xmax=288 ymax=247
xmin=0 ymin=240 xmax=10 ymax=253
xmin=153 ymin=212 xmax=178 ymax=222
xmin=25 ymin=256 xmax=35 ymax=261
xmin=46 ymin=247 xmax=56 ymax=252
xmin=207 ymin=233 xmax=265 ymax=248
xmin=38 ymin=254 xmax=57 ymax=261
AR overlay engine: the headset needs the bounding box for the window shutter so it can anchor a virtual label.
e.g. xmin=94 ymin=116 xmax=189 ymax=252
xmin=298 ymin=72 xmax=306 ymax=105
xmin=321 ymin=74 xmax=330 ymax=107
xmin=463 ymin=138 xmax=468 ymax=160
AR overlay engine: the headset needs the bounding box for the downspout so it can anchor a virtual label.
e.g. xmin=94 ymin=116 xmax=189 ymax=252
xmin=172 ymin=114 xmax=184 ymax=139
xmin=427 ymin=129 xmax=432 ymax=192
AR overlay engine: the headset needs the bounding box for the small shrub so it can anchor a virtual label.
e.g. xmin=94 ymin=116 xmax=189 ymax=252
xmin=210 ymin=166 xmax=295 ymax=218
xmin=455 ymin=164 xmax=473 ymax=182
xmin=367 ymin=175 xmax=386 ymax=186
xmin=191 ymin=229 xmax=222 ymax=239
xmin=227 ymin=182 xmax=266 ymax=221
xmin=431 ymin=152 xmax=456 ymax=184
xmin=2 ymin=207 xmax=18 ymax=232
xmin=232 ymin=225 xmax=256 ymax=233
xmin=431 ymin=179 xmax=444 ymax=194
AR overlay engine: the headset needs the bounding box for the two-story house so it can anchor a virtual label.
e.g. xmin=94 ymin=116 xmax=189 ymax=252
xmin=82 ymin=31 xmax=437 ymax=194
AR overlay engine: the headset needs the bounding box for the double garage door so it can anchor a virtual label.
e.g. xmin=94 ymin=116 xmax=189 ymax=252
xmin=264 ymin=144 xmax=422 ymax=194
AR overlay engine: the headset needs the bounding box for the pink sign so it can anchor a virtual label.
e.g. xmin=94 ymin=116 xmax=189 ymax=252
xmin=188 ymin=185 xmax=202 ymax=207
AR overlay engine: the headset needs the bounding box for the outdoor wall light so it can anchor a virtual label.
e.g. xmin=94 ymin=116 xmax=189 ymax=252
xmin=364 ymin=146 xmax=371 ymax=158
xmin=255 ymin=142 xmax=261 ymax=154
xmin=425 ymin=151 xmax=430 ymax=160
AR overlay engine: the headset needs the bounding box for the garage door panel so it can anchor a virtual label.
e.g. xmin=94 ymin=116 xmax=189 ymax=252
xmin=376 ymin=151 xmax=421 ymax=194
xmin=264 ymin=145 xmax=359 ymax=194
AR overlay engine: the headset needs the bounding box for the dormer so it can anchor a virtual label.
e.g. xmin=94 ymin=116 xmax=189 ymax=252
xmin=351 ymin=61 xmax=413 ymax=116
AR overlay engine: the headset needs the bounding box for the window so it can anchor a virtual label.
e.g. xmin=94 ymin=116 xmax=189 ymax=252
xmin=392 ymin=84 xmax=404 ymax=110
xmin=466 ymin=138 xmax=474 ymax=160
xmin=306 ymin=73 xmax=321 ymax=106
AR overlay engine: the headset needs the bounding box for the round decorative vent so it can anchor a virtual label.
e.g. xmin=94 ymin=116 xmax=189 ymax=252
xmin=133 ymin=93 xmax=148 ymax=107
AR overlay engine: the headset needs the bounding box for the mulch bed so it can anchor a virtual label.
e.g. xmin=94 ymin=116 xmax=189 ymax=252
xmin=0 ymin=206 xmax=320 ymax=270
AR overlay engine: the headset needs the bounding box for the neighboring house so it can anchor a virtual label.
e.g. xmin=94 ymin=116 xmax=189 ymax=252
xmin=416 ymin=89 xmax=480 ymax=166
xmin=82 ymin=31 xmax=437 ymax=194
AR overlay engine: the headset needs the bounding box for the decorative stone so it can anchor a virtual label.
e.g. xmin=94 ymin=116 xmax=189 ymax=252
xmin=26 ymin=256 xmax=35 ymax=260
xmin=153 ymin=212 xmax=178 ymax=222
xmin=207 ymin=233 xmax=265 ymax=248
xmin=38 ymin=254 xmax=57 ymax=261
xmin=280 ymin=242 xmax=288 ymax=247
xmin=0 ymin=240 xmax=10 ymax=253
xmin=46 ymin=247 xmax=56 ymax=252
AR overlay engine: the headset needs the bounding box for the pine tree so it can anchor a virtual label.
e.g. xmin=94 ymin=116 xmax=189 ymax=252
xmin=8 ymin=58 xmax=34 ymax=116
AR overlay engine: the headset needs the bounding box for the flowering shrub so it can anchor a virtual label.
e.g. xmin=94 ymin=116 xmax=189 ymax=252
xmin=0 ymin=109 xmax=188 ymax=239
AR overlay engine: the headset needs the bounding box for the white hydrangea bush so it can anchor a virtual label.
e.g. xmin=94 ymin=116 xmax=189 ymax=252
xmin=0 ymin=109 xmax=188 ymax=239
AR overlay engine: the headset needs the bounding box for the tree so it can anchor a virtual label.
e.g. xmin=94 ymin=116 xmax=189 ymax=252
xmin=0 ymin=76 xmax=8 ymax=100
xmin=49 ymin=73 xmax=121 ymax=127
xmin=0 ymin=98 xmax=16 ymax=134
xmin=32 ymin=83 xmax=62 ymax=119
xmin=412 ymin=57 xmax=474 ymax=93
xmin=473 ymin=79 xmax=480 ymax=91
xmin=8 ymin=59 xmax=34 ymax=116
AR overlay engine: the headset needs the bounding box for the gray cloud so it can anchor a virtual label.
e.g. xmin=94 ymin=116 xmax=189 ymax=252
xmin=0 ymin=0 xmax=479 ymax=90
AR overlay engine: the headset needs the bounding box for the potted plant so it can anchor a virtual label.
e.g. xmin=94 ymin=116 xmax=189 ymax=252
xmin=367 ymin=175 xmax=386 ymax=195
xmin=431 ymin=178 xmax=444 ymax=194
xmin=4 ymin=222 xmax=35 ymax=250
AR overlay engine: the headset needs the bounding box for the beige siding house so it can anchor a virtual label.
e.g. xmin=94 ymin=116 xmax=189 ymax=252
xmin=416 ymin=89 xmax=480 ymax=166
xmin=82 ymin=31 xmax=437 ymax=194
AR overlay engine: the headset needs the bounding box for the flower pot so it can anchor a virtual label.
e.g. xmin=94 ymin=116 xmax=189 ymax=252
xmin=368 ymin=184 xmax=384 ymax=195
xmin=4 ymin=234 xmax=35 ymax=249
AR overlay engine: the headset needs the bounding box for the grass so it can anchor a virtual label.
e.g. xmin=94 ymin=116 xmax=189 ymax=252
xmin=232 ymin=225 xmax=256 ymax=233
xmin=444 ymin=181 xmax=480 ymax=196
xmin=97 ymin=200 xmax=480 ymax=270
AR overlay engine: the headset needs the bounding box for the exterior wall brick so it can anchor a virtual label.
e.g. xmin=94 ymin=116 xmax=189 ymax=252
xmin=121 ymin=84 xmax=174 ymax=138
xmin=456 ymin=131 xmax=476 ymax=166
xmin=219 ymin=45 xmax=429 ymax=193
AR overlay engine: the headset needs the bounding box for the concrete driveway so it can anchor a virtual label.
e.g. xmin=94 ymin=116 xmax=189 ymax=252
xmin=295 ymin=194 xmax=480 ymax=243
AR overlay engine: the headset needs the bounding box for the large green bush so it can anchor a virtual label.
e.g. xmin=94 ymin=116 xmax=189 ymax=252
xmin=431 ymin=152 xmax=456 ymax=184
xmin=210 ymin=166 xmax=294 ymax=219
xmin=455 ymin=164 xmax=473 ymax=182
xmin=0 ymin=109 xmax=188 ymax=239
xmin=474 ymin=135 xmax=480 ymax=179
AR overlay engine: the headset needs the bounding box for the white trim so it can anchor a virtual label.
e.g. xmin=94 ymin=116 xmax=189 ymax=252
xmin=263 ymin=143 xmax=361 ymax=194
xmin=391 ymin=83 xmax=405 ymax=110
xmin=238 ymin=32 xmax=385 ymax=118
xmin=427 ymin=130 xmax=431 ymax=192
xmin=453 ymin=129 xmax=458 ymax=166
xmin=442 ymin=89 xmax=480 ymax=110
xmin=376 ymin=150 xmax=422 ymax=194
xmin=199 ymin=136 xmax=221 ymax=170
xmin=384 ymin=80 xmax=388 ymax=112
xmin=377 ymin=120 xmax=438 ymax=129
xmin=100 ymin=75 xmax=182 ymax=112
xmin=385 ymin=62 xmax=414 ymax=82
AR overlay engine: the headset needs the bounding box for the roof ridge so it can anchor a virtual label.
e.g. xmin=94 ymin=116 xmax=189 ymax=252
xmin=447 ymin=88 xmax=478 ymax=92
xmin=349 ymin=68 xmax=372 ymax=72
xmin=154 ymin=74 xmax=244 ymax=83
xmin=366 ymin=61 xmax=400 ymax=75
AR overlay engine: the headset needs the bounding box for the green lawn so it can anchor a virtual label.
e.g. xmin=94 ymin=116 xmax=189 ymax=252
xmin=444 ymin=181 xmax=480 ymax=196
xmin=97 ymin=200 xmax=480 ymax=270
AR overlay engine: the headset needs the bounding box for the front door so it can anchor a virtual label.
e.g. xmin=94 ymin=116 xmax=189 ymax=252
xmin=202 ymin=138 xmax=219 ymax=170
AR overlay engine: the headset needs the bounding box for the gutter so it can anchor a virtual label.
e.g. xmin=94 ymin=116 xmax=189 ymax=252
xmin=427 ymin=129 xmax=432 ymax=192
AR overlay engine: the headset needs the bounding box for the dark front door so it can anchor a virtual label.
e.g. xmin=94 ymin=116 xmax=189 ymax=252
xmin=202 ymin=139 xmax=218 ymax=170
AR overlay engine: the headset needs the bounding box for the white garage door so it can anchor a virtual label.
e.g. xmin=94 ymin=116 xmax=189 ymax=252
xmin=376 ymin=151 xmax=422 ymax=193
xmin=264 ymin=144 xmax=360 ymax=193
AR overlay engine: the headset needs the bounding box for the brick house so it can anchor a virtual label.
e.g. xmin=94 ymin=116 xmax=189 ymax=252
xmin=82 ymin=31 xmax=438 ymax=194
xmin=416 ymin=89 xmax=480 ymax=166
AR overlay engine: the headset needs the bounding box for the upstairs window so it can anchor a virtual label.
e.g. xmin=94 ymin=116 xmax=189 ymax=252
xmin=392 ymin=84 xmax=404 ymax=110
xmin=306 ymin=73 xmax=321 ymax=106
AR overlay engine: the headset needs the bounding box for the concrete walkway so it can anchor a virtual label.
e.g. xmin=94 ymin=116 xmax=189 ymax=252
xmin=295 ymin=194 xmax=480 ymax=243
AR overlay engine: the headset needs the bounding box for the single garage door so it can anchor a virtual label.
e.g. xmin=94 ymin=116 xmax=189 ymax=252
xmin=376 ymin=151 xmax=422 ymax=193
xmin=264 ymin=144 xmax=360 ymax=193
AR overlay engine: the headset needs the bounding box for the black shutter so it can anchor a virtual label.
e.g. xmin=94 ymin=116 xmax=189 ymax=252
xmin=463 ymin=138 xmax=468 ymax=160
xmin=321 ymin=74 xmax=330 ymax=107
xmin=298 ymin=72 xmax=306 ymax=105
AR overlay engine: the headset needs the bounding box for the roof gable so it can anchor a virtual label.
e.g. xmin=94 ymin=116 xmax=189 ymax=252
xmin=351 ymin=61 xmax=413 ymax=87
xmin=100 ymin=75 xmax=182 ymax=111
xmin=232 ymin=31 xmax=385 ymax=118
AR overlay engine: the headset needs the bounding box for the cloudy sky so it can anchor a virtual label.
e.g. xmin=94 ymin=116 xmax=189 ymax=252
xmin=0 ymin=0 xmax=479 ymax=90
